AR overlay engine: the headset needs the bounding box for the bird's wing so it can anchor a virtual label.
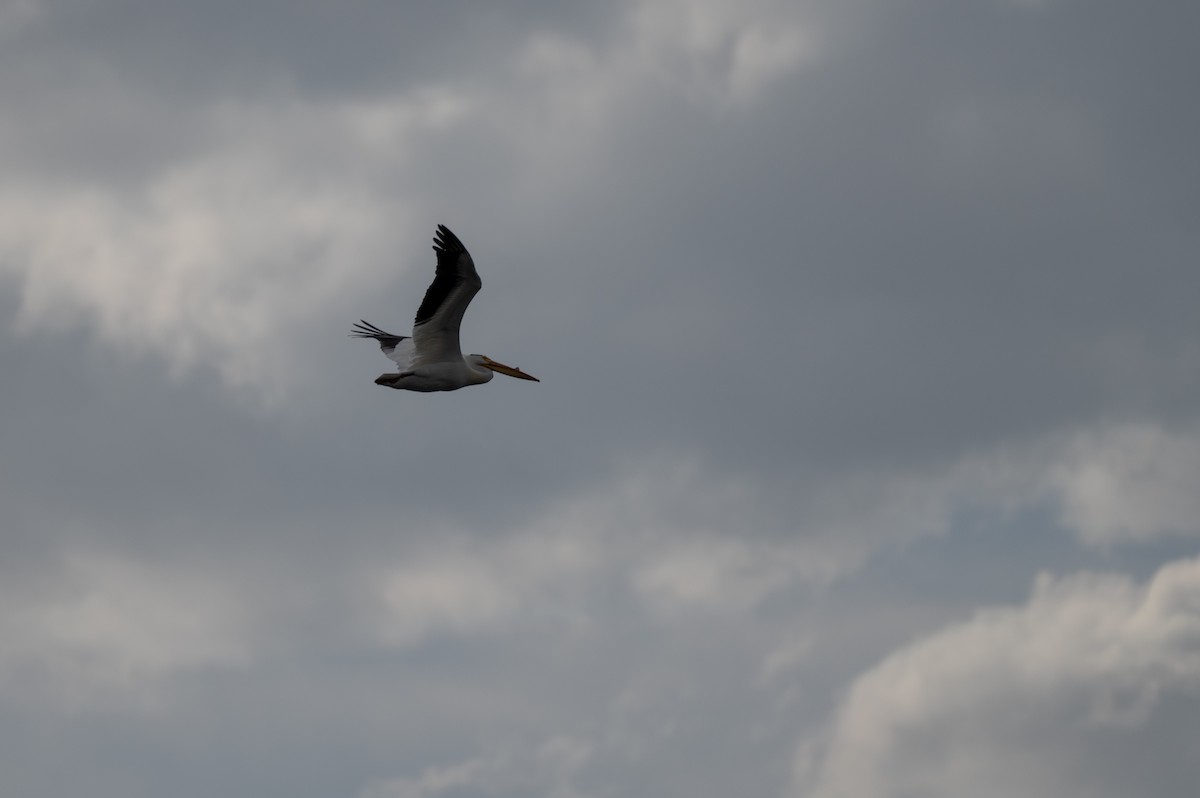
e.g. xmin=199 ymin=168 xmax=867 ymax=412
xmin=409 ymin=224 xmax=482 ymax=368
xmin=350 ymin=320 xmax=416 ymax=369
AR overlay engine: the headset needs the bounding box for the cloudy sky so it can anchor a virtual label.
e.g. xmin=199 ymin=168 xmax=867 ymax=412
xmin=2 ymin=0 xmax=1199 ymax=796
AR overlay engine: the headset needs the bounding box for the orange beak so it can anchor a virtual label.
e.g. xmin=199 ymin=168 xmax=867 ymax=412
xmin=481 ymin=356 xmax=539 ymax=382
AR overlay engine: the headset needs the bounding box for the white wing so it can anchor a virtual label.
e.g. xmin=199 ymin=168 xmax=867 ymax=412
xmin=409 ymin=224 xmax=482 ymax=367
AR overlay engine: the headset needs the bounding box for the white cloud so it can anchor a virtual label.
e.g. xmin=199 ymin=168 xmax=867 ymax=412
xmin=362 ymin=452 xmax=1014 ymax=643
xmin=0 ymin=550 xmax=254 ymax=706
xmin=360 ymin=735 xmax=593 ymax=798
xmin=370 ymin=530 xmax=593 ymax=645
xmin=625 ymin=0 xmax=817 ymax=103
xmin=0 ymin=88 xmax=470 ymax=401
xmin=364 ymin=456 xmax=851 ymax=645
xmin=363 ymin=490 xmax=617 ymax=645
xmin=795 ymin=556 xmax=1200 ymax=798
xmin=632 ymin=536 xmax=816 ymax=613
xmin=1050 ymin=422 xmax=1200 ymax=545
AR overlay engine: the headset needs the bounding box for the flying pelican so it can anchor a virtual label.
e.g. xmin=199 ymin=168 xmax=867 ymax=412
xmin=351 ymin=224 xmax=539 ymax=392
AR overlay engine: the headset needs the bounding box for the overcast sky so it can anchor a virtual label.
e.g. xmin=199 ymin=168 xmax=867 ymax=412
xmin=2 ymin=1 xmax=1199 ymax=796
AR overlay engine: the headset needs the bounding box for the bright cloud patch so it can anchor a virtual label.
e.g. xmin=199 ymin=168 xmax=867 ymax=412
xmin=626 ymin=0 xmax=816 ymax=103
xmin=0 ymin=551 xmax=253 ymax=705
xmin=796 ymin=556 xmax=1200 ymax=798
xmin=0 ymin=90 xmax=468 ymax=400
xmin=360 ymin=735 xmax=592 ymax=798
xmin=1051 ymin=423 xmax=1200 ymax=545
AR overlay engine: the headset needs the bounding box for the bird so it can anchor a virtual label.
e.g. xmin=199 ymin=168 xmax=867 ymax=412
xmin=351 ymin=224 xmax=539 ymax=392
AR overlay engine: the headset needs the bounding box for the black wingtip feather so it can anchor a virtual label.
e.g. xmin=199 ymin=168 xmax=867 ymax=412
xmin=433 ymin=224 xmax=467 ymax=255
xmin=349 ymin=320 xmax=408 ymax=344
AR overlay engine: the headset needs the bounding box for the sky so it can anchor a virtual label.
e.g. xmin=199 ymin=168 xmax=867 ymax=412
xmin=1 ymin=0 xmax=1199 ymax=796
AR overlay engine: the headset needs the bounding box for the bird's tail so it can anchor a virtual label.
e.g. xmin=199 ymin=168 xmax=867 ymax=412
xmin=350 ymin=320 xmax=407 ymax=346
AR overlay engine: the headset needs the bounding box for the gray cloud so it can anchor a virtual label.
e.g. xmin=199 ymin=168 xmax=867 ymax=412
xmin=1 ymin=0 xmax=1198 ymax=796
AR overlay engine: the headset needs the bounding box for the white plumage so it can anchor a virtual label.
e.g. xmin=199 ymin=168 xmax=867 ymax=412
xmin=352 ymin=225 xmax=539 ymax=392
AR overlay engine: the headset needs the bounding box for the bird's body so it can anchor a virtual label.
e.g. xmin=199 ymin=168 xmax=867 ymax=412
xmin=352 ymin=225 xmax=539 ymax=392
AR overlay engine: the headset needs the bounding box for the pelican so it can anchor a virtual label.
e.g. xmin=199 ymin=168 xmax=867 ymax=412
xmin=351 ymin=224 xmax=539 ymax=392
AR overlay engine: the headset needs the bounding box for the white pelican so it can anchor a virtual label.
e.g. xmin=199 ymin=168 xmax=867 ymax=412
xmin=351 ymin=224 xmax=539 ymax=392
